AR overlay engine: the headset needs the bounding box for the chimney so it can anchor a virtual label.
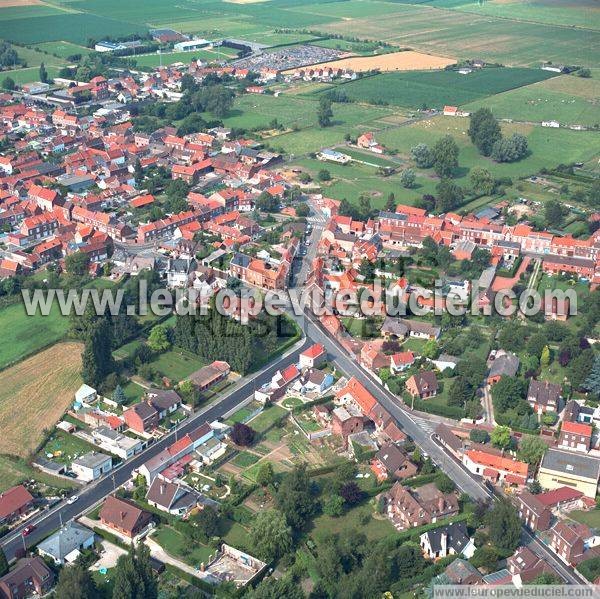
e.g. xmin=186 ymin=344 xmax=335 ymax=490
xmin=120 ymin=511 xmax=125 ymax=521
xmin=438 ymin=496 xmax=445 ymax=512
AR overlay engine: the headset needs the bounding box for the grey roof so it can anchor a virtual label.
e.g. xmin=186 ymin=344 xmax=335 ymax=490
xmin=444 ymin=558 xmax=482 ymax=585
xmin=37 ymin=522 xmax=94 ymax=561
xmin=527 ymin=379 xmax=561 ymax=407
xmin=422 ymin=522 xmax=470 ymax=554
xmin=72 ymin=451 xmax=111 ymax=469
xmin=475 ymin=207 xmax=499 ymax=220
xmin=540 ymin=448 xmax=600 ymax=481
xmin=434 ymin=423 xmax=462 ymax=452
xmin=230 ymin=252 xmax=251 ymax=268
xmin=478 ymin=266 xmax=496 ymax=290
xmin=489 ymin=351 xmax=519 ymax=379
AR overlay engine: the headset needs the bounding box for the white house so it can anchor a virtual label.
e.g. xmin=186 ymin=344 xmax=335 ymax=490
xmin=71 ymin=451 xmax=112 ymax=482
xmin=75 ymin=384 xmax=97 ymax=405
xmin=420 ymin=522 xmax=475 ymax=560
xmin=542 ymin=121 xmax=560 ymax=128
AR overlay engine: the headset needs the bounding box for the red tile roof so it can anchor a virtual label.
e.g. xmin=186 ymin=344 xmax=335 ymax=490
xmin=0 ymin=485 xmax=33 ymax=520
xmin=536 ymin=486 xmax=583 ymax=507
xmin=336 ymin=376 xmax=377 ymax=415
xmin=561 ymin=421 xmax=592 ymax=436
xmin=466 ymin=449 xmax=528 ymax=476
xmin=301 ymin=343 xmax=326 ymax=359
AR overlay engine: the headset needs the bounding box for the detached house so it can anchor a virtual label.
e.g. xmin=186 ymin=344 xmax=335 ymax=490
xmin=100 ymin=495 xmax=153 ymax=538
xmin=405 ymin=371 xmax=438 ymax=399
xmin=299 ymin=343 xmax=326 ymax=369
xmin=420 ymin=521 xmax=475 ymax=560
xmin=517 ymin=490 xmax=552 ymax=532
xmin=0 ymin=485 xmax=34 ymax=524
xmin=123 ymin=402 xmax=159 ymax=434
xmin=146 ymin=477 xmax=209 ymax=516
xmin=527 ymin=380 xmax=561 ymax=415
xmin=371 ymin=444 xmax=417 ymax=481
xmin=0 ymin=557 xmax=54 ymax=599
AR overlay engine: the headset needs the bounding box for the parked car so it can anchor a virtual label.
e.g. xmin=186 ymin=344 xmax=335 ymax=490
xmin=67 ymin=495 xmax=79 ymax=504
xmin=22 ymin=525 xmax=35 ymax=537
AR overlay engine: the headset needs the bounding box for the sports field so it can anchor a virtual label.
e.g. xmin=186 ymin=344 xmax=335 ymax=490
xmin=326 ymin=67 xmax=556 ymax=109
xmin=464 ymin=74 xmax=600 ymax=127
xmin=132 ymin=47 xmax=238 ymax=68
xmin=0 ymin=342 xmax=82 ymax=458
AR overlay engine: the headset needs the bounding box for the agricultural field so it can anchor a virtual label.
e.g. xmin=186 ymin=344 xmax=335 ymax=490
xmin=326 ymin=67 xmax=557 ymax=110
xmin=321 ymin=2 xmax=600 ymax=67
xmin=0 ymin=300 xmax=69 ymax=369
xmin=464 ymin=74 xmax=600 ymax=127
xmin=286 ymin=50 xmax=455 ymax=73
xmin=0 ymin=342 xmax=83 ymax=458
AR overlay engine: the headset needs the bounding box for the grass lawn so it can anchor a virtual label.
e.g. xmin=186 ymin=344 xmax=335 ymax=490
xmin=112 ymin=338 xmax=142 ymax=361
xmin=340 ymin=316 xmax=382 ymax=339
xmin=401 ymin=337 xmax=429 ymax=354
xmin=34 ymin=40 xmax=93 ymax=59
xmin=39 ymin=430 xmax=97 ymax=465
xmin=281 ymin=396 xmax=304 ymax=409
xmin=132 ymin=47 xmax=237 ymax=68
xmin=246 ymin=405 xmax=287 ymax=434
xmin=0 ymin=454 xmax=76 ymax=492
xmin=0 ymin=300 xmax=69 ymax=369
xmin=153 ymin=526 xmax=212 ymax=567
xmin=122 ymin=380 xmax=146 ymax=405
xmin=230 ymin=451 xmax=260 ymax=468
xmin=220 ymin=518 xmax=251 ymax=549
xmin=537 ymin=273 xmax=589 ymax=295
xmin=149 ymin=348 xmax=208 ymax=382
xmin=569 ymin=509 xmax=600 ymax=528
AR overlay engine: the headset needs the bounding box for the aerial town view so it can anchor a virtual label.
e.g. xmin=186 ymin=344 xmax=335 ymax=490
xmin=0 ymin=0 xmax=598 ymax=598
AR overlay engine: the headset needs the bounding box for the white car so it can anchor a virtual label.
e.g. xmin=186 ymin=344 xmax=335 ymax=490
xmin=67 ymin=495 xmax=79 ymax=505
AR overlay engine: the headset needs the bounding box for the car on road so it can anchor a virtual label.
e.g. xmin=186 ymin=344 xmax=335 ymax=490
xmin=22 ymin=525 xmax=35 ymax=536
xmin=67 ymin=495 xmax=79 ymax=504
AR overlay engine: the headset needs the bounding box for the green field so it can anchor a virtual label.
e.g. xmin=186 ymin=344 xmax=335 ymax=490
xmin=1 ymin=65 xmax=62 ymax=86
xmin=34 ymin=41 xmax=93 ymax=59
xmin=465 ymin=74 xmax=600 ymax=127
xmin=0 ymin=454 xmax=75 ymax=492
xmin=328 ymin=68 xmax=556 ymax=109
xmin=132 ymin=47 xmax=238 ymax=68
xmin=0 ymin=301 xmax=69 ymax=369
xmin=149 ymin=348 xmax=208 ymax=382
xmin=321 ymin=2 xmax=600 ymax=67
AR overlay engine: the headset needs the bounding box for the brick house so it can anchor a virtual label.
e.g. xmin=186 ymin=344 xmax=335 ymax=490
xmin=123 ymin=402 xmax=159 ymax=434
xmin=517 ymin=490 xmax=552 ymax=532
xmin=99 ymin=495 xmax=153 ymax=538
xmin=405 ymin=371 xmax=438 ymax=399
xmin=549 ymin=521 xmax=588 ymax=565
xmin=371 ymin=444 xmax=417 ymax=481
xmin=332 ymin=405 xmax=364 ymax=445
xmin=0 ymin=557 xmax=54 ymax=599
xmin=558 ymin=421 xmax=592 ymax=452
xmin=0 ymin=485 xmax=34 ymax=524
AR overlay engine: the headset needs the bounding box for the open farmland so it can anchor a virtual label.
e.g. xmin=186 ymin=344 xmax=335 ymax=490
xmin=327 ymin=67 xmax=556 ymax=109
xmin=464 ymin=74 xmax=600 ymax=127
xmin=286 ymin=50 xmax=455 ymax=73
xmin=321 ymin=2 xmax=600 ymax=67
xmin=0 ymin=342 xmax=82 ymax=458
xmin=0 ymin=300 xmax=69 ymax=368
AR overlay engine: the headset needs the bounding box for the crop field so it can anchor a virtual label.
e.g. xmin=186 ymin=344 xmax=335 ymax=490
xmin=0 ymin=300 xmax=69 ymax=369
xmin=289 ymin=50 xmax=455 ymax=73
xmin=464 ymin=74 xmax=600 ymax=127
xmin=321 ymin=2 xmax=599 ymax=67
xmin=327 ymin=67 xmax=556 ymax=109
xmin=0 ymin=342 xmax=82 ymax=458
xmin=427 ymin=0 xmax=600 ymax=30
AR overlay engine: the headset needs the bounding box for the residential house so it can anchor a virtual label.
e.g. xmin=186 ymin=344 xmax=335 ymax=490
xmin=538 ymin=448 xmax=600 ymax=498
xmin=99 ymin=495 xmax=153 ymax=538
xmin=442 ymin=558 xmax=483 ymax=585
xmin=37 ymin=521 xmax=95 ymax=565
xmin=517 ymin=490 xmax=552 ymax=532
xmin=0 ymin=485 xmax=34 ymax=524
xmin=420 ymin=521 xmax=475 ymax=560
xmin=146 ymin=477 xmax=206 ymax=516
xmin=487 ymin=351 xmax=520 ymax=385
xmin=371 ymin=444 xmax=417 ymax=481
xmin=549 ymin=521 xmax=588 ymax=565
xmin=123 ymin=402 xmax=159 ymax=434
xmin=75 ymin=383 xmax=97 ymax=405
xmin=332 ymin=405 xmax=364 ymax=445
xmin=405 ymin=371 xmax=438 ymax=399
xmin=145 ymin=389 xmax=182 ymax=419
xmin=299 ymin=343 xmax=327 ymax=369
xmin=390 ymin=351 xmax=415 ymax=374
xmin=433 ymin=423 xmax=463 ymax=460
xmin=71 ymin=451 xmax=112 ymax=482
xmin=527 ymin=380 xmax=561 ymax=415
xmin=507 ymin=546 xmax=552 ymax=586
xmin=91 ymin=427 xmax=143 ymax=460
xmin=462 ymin=449 xmax=528 ymax=486
xmin=0 ymin=557 xmax=54 ymax=599
xmin=558 ymin=421 xmax=592 ymax=453
xmin=381 ymin=482 xmax=459 ymax=530
xmin=293 ymin=368 xmax=334 ymax=395
xmin=187 ymin=361 xmax=230 ymax=392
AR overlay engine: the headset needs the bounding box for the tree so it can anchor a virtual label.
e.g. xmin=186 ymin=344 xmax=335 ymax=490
xmin=112 ymin=384 xmax=126 ymax=405
xmin=317 ymin=96 xmax=333 ymax=127
xmin=528 ymin=480 xmax=542 ymax=494
xmin=230 ymin=422 xmax=255 ymax=446
xmin=54 ymin=564 xmax=99 ymax=599
xmin=112 ymin=542 xmax=157 ymax=599
xmin=178 ymin=379 xmax=200 ymax=407
xmin=323 ymin=494 xmax=345 ymax=516
xmin=0 ymin=548 xmax=7 ymax=577
xmin=518 ymin=435 xmax=547 ymax=466
xmin=468 ymin=108 xmax=502 ymax=156
xmin=492 ymin=133 xmax=528 ymax=163
xmin=295 ymin=202 xmax=309 ymax=217
xmin=318 ymin=169 xmax=331 ymax=181
xmin=448 ymin=376 xmax=472 ymax=407
xmin=2 ymin=76 xmax=15 ymax=91
xmin=470 ymin=428 xmax=490 ymax=444
xmin=276 ymin=464 xmax=315 ymax=530
xmin=39 ymin=62 xmax=48 ymax=83
xmin=422 ymin=338 xmax=439 ymax=359
xmin=540 ymin=345 xmax=551 ymax=368
xmin=491 ymin=425 xmax=511 ymax=449
xmin=487 ymin=499 xmax=521 ymax=553
xmin=400 ymin=168 xmax=416 ymax=188
xmin=583 ymin=355 xmax=600 ymax=397
xmin=470 ymin=167 xmax=495 ymax=195
xmin=256 ymin=461 xmax=275 ymax=487
xmin=569 ymin=348 xmax=595 ymax=390
xmin=544 ymin=200 xmax=564 ymax=228
xmin=188 ymin=506 xmax=219 ymax=542
xmin=435 ymin=178 xmax=463 ymax=212
xmin=339 ymin=481 xmax=364 ymax=505
xmin=470 ymin=545 xmax=500 ymax=571
xmin=458 ymin=356 xmax=487 ymax=388
xmin=435 ymin=473 xmax=456 ymax=493
xmin=576 ymin=68 xmax=591 ymax=78
xmin=250 ymin=509 xmax=293 ymax=561
xmin=65 ymin=251 xmax=90 ymax=276
xmin=385 ymin=192 xmax=396 ymax=212
xmin=147 ymin=324 xmax=171 ymax=353
xmin=133 ymin=158 xmax=144 ymax=186
xmin=247 ymin=576 xmax=304 ymax=599
xmin=529 ymin=573 xmax=563 ymax=585
xmin=82 ymin=318 xmax=113 ymax=388
xmin=491 ymin=376 xmax=524 ymax=413
xmin=410 ymin=143 xmax=434 ymax=168
xmin=432 ymin=135 xmax=459 ymax=178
